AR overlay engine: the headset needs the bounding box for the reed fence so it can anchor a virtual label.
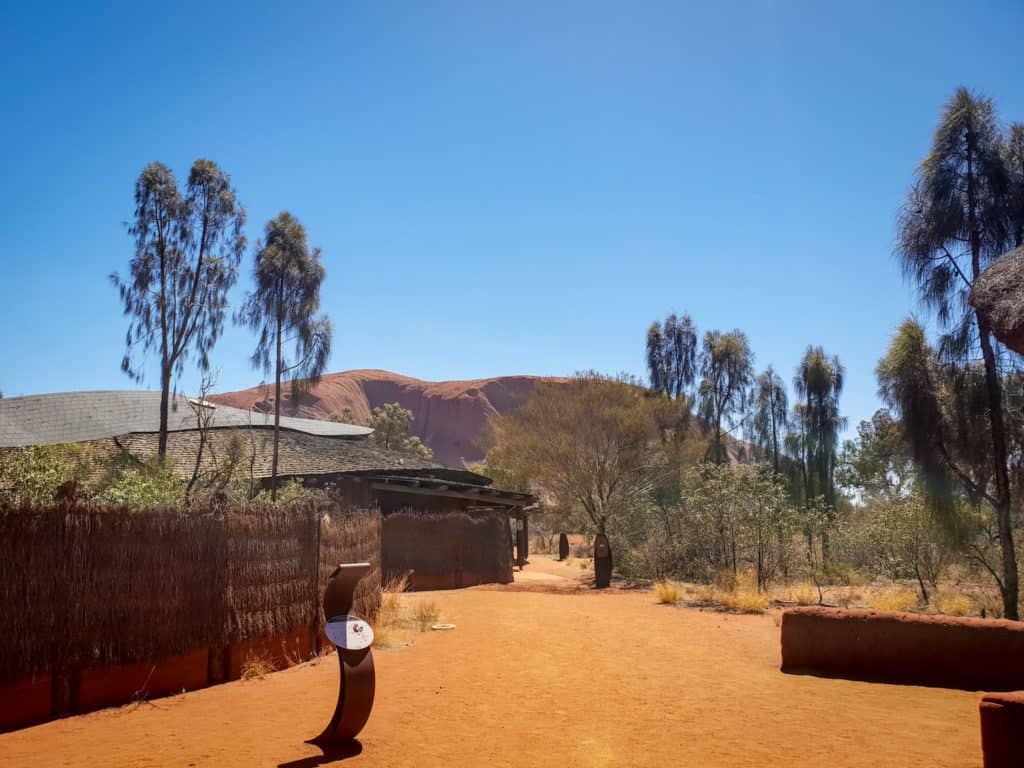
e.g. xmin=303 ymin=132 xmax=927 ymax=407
xmin=0 ymin=499 xmax=381 ymax=685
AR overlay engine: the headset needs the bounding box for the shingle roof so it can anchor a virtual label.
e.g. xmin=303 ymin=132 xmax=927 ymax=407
xmin=113 ymin=428 xmax=490 ymax=486
xmin=0 ymin=390 xmax=372 ymax=448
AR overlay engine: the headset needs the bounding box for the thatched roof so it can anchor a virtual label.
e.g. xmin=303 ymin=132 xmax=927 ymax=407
xmin=970 ymin=247 xmax=1024 ymax=354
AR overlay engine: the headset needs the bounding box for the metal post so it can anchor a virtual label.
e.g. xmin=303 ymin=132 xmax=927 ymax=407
xmin=312 ymin=562 xmax=375 ymax=746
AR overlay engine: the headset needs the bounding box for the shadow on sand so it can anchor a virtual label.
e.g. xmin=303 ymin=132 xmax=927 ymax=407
xmin=278 ymin=740 xmax=363 ymax=767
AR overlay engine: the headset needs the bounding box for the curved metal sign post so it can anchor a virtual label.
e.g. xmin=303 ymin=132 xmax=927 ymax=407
xmin=312 ymin=562 xmax=376 ymax=746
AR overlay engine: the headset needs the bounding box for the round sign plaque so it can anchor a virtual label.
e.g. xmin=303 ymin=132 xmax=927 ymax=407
xmin=325 ymin=615 xmax=374 ymax=651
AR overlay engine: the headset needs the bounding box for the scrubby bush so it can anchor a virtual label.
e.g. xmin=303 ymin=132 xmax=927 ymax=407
xmin=620 ymin=463 xmax=801 ymax=591
xmin=0 ymin=444 xmax=91 ymax=504
xmin=92 ymin=455 xmax=185 ymax=507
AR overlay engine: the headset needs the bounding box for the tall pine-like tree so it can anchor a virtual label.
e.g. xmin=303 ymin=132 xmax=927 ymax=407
xmin=238 ymin=212 xmax=332 ymax=500
xmin=895 ymin=88 xmax=1019 ymax=618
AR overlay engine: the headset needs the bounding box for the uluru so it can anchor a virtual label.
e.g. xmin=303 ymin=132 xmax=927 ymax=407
xmin=209 ymin=369 xmax=560 ymax=467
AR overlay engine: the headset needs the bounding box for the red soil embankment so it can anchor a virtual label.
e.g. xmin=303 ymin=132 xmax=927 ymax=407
xmin=211 ymin=369 xmax=559 ymax=466
xmin=780 ymin=606 xmax=1024 ymax=690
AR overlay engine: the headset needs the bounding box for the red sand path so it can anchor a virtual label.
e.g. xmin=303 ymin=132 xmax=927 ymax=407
xmin=0 ymin=574 xmax=982 ymax=767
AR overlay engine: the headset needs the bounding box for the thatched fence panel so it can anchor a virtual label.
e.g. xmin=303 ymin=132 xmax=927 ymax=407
xmin=225 ymin=507 xmax=317 ymax=642
xmin=0 ymin=500 xmax=381 ymax=687
xmin=0 ymin=504 xmax=228 ymax=683
xmin=318 ymin=508 xmax=382 ymax=621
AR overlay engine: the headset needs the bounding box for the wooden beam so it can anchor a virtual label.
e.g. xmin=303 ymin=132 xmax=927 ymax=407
xmin=370 ymin=481 xmax=527 ymax=507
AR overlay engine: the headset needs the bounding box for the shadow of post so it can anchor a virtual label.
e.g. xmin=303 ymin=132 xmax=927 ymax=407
xmin=277 ymin=739 xmax=363 ymax=768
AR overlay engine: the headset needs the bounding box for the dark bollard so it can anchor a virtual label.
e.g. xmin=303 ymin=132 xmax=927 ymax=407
xmin=516 ymin=528 xmax=527 ymax=567
xmin=558 ymin=533 xmax=569 ymax=561
xmin=594 ymin=533 xmax=612 ymax=588
xmin=312 ymin=562 xmax=375 ymax=746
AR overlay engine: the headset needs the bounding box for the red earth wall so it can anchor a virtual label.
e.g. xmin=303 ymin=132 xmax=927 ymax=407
xmin=979 ymin=691 xmax=1024 ymax=768
xmin=0 ymin=628 xmax=320 ymax=733
xmin=780 ymin=606 xmax=1024 ymax=690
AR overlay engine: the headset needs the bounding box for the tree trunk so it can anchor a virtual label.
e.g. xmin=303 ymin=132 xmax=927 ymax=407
xmin=770 ymin=405 xmax=778 ymax=473
xmin=978 ymin=323 xmax=1020 ymax=620
xmin=158 ymin=363 xmax=171 ymax=457
xmin=271 ymin=305 xmax=283 ymax=502
xmin=966 ymin=130 xmax=1019 ymax=620
xmin=914 ymin=564 xmax=930 ymax=606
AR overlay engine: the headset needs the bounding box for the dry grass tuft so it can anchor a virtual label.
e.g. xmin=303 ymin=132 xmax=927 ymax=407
xmin=654 ymin=580 xmax=685 ymax=605
xmin=240 ymin=652 xmax=275 ymax=681
xmin=371 ymin=623 xmax=392 ymax=649
xmin=867 ymin=586 xmax=918 ymax=613
xmin=371 ymin=576 xmax=444 ymax=646
xmin=773 ymin=582 xmax=818 ymax=606
xmin=678 ymin=572 xmax=770 ymax=614
xmin=719 ymin=588 xmax=770 ymax=614
xmin=973 ymin=591 xmax=1004 ymax=619
xmin=414 ymin=600 xmax=441 ymax=632
xmin=689 ymin=583 xmax=717 ymax=603
xmin=935 ymin=592 xmax=973 ymax=617
xmin=790 ymin=583 xmax=818 ymax=606
xmin=380 ymin=573 xmax=409 ymax=616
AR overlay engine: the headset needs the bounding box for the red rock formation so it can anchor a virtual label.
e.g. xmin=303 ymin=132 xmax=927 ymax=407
xmin=209 ymin=369 xmax=561 ymax=467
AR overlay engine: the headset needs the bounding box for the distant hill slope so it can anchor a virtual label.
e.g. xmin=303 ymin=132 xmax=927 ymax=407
xmin=209 ymin=369 xmax=561 ymax=467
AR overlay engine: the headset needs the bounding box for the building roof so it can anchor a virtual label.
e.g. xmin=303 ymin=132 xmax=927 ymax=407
xmin=970 ymin=247 xmax=1024 ymax=355
xmin=112 ymin=428 xmax=491 ymax=487
xmin=370 ymin=474 xmax=535 ymax=508
xmin=0 ymin=390 xmax=372 ymax=449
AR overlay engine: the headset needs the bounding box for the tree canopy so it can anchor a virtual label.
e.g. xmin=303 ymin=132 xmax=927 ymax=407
xmin=751 ymin=366 xmax=789 ymax=472
xmin=368 ymin=403 xmax=433 ymax=461
xmin=697 ymin=330 xmax=753 ymax=464
xmin=893 ymin=87 xmax=1021 ymax=619
xmin=112 ymin=159 xmax=246 ymax=456
xmin=485 ymin=373 xmax=656 ymax=538
xmin=793 ymin=346 xmax=845 ymax=507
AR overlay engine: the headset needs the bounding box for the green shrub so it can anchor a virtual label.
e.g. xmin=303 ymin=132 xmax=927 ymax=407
xmin=92 ymin=456 xmax=185 ymax=507
xmin=0 ymin=444 xmax=90 ymax=504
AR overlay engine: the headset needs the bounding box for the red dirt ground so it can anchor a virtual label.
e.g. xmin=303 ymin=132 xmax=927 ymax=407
xmin=0 ymin=557 xmax=982 ymax=767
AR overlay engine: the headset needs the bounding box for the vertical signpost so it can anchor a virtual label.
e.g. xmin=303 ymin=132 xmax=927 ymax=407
xmin=313 ymin=562 xmax=376 ymax=746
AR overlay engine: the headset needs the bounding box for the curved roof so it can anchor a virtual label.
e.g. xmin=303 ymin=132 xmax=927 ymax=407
xmin=112 ymin=429 xmax=491 ymax=486
xmin=0 ymin=390 xmax=372 ymax=449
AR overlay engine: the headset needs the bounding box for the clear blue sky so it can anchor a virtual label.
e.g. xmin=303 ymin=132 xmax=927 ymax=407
xmin=2 ymin=1 xmax=1023 ymax=438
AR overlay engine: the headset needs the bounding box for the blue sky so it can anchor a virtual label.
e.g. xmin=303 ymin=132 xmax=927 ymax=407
xmin=2 ymin=1 xmax=1023 ymax=438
